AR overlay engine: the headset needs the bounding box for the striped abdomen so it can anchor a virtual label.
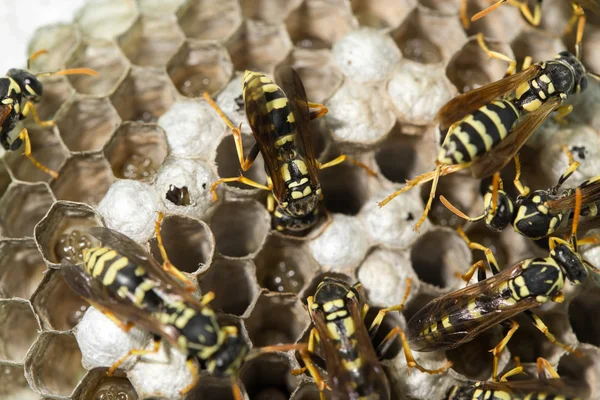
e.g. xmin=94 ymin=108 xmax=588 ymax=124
xmin=438 ymin=100 xmax=520 ymax=165
xmin=82 ymin=247 xmax=164 ymax=311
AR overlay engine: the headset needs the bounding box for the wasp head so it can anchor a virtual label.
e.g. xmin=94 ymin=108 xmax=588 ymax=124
xmin=7 ymin=69 xmax=43 ymax=102
xmin=482 ymin=187 xmax=514 ymax=232
xmin=550 ymin=237 xmax=588 ymax=284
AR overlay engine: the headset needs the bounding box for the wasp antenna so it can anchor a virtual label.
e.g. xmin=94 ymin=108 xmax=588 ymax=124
xmin=471 ymin=0 xmax=507 ymax=22
xmin=572 ymin=187 xmax=582 ymax=240
xmin=440 ymin=195 xmax=485 ymax=222
xmin=491 ymin=172 xmax=501 ymax=214
xmin=27 ymin=49 xmax=48 ymax=70
xmin=36 ymin=67 xmax=98 ymax=78
xmin=588 ymin=71 xmax=600 ymax=82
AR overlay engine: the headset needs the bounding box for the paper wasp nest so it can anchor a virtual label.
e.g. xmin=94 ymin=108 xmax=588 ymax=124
xmin=2 ymin=0 xmax=600 ymax=399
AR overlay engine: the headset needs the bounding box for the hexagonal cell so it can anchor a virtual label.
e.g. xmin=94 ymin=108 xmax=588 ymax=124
xmin=33 ymin=76 xmax=75 ymax=122
xmin=557 ymin=345 xmax=598 ymax=399
xmin=0 ymin=362 xmax=38 ymax=400
xmin=410 ymin=229 xmax=471 ymax=289
xmin=104 ymin=122 xmax=168 ymax=181
xmin=275 ymin=49 xmax=344 ymax=103
xmin=167 ymin=40 xmax=233 ymax=98
xmin=445 ymin=327 xmax=505 ymax=381
xmin=228 ymin=20 xmax=293 ymax=75
xmin=447 ymin=36 xmax=515 ymax=94
xmin=0 ymin=162 xmax=10 ymax=200
xmin=73 ymin=372 xmax=138 ymax=400
xmin=55 ymin=96 xmax=121 ymax=152
xmin=0 ymin=183 xmax=54 ymax=239
xmin=149 ymin=214 xmax=215 ymax=275
xmin=66 ymin=39 xmax=129 ymax=97
xmin=463 ymin=0 xmax=526 ymax=42
xmin=27 ymin=24 xmax=81 ymax=73
xmin=319 ymin=156 xmax=373 ymax=216
xmin=138 ymin=0 xmax=186 ymax=14
xmin=209 ymin=200 xmax=270 ymax=258
xmin=245 ymin=292 xmax=308 ymax=347
xmin=24 ymin=331 xmax=86 ymax=397
xmin=3 ymin=125 xmax=68 ymax=184
xmin=186 ymin=374 xmax=237 ymax=400
xmin=240 ymin=353 xmax=299 ymax=399
xmin=255 ymin=235 xmax=318 ymax=294
xmin=0 ymin=300 xmax=41 ymax=363
xmin=240 ymin=0 xmax=303 ymax=24
xmin=215 ymin=134 xmax=266 ymax=195
xmin=75 ymin=0 xmax=139 ymax=40
xmin=351 ymin=0 xmax=416 ymax=29
xmin=31 ymin=269 xmax=90 ymax=331
xmin=110 ymin=67 xmax=178 ymax=123
xmin=291 ymin=381 xmax=321 ymax=400
xmin=51 ymin=154 xmax=115 ymax=206
xmin=579 ymin=23 xmax=600 ymax=74
xmin=393 ymin=8 xmax=461 ymax=65
xmin=118 ymin=15 xmax=184 ymax=67
xmin=34 ymin=201 xmax=102 ymax=266
xmin=0 ymin=239 xmax=47 ymax=300
xmin=510 ymin=29 xmax=566 ymax=67
xmin=285 ymin=0 xmax=356 ymax=49
xmin=568 ymin=285 xmax=600 ymax=347
xmin=178 ymin=0 xmax=242 ymax=42
xmin=198 ymin=258 xmax=258 ymax=316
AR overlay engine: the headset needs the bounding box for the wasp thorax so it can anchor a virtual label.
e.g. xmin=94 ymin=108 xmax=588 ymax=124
xmin=513 ymin=190 xmax=561 ymax=239
xmin=6 ymin=68 xmax=43 ymax=101
xmin=551 ymin=238 xmax=588 ymax=285
xmin=483 ymin=189 xmax=514 ymax=232
xmin=207 ymin=333 xmax=249 ymax=377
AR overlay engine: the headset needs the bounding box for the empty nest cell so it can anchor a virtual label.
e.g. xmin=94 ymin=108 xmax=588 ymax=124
xmin=0 ymin=183 xmax=55 ymax=239
xmin=0 ymin=240 xmax=47 ymax=300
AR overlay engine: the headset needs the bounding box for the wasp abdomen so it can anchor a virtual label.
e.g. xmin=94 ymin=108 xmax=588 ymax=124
xmin=438 ymin=100 xmax=519 ymax=165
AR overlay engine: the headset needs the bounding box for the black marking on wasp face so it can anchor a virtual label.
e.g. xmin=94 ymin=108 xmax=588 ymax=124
xmin=482 ymin=188 xmax=515 ymax=232
xmin=555 ymin=51 xmax=587 ymax=94
xmin=7 ymin=68 xmax=43 ymax=102
xmin=550 ymin=238 xmax=588 ymax=285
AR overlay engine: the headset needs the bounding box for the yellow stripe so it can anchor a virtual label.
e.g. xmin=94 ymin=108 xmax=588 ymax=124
xmin=266 ymin=98 xmax=288 ymax=112
xmin=134 ymin=279 xmax=157 ymax=305
xmin=274 ymin=133 xmax=295 ymax=148
xmin=102 ymin=256 xmax=129 ymax=285
xmin=262 ymin=83 xmax=279 ymax=93
xmin=175 ymin=308 xmax=197 ymax=329
xmin=481 ymin=103 xmax=508 ymax=140
xmin=92 ymin=250 xmax=118 ymax=277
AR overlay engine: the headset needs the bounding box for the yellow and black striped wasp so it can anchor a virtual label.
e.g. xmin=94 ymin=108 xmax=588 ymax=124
xmin=406 ymin=189 xmax=600 ymax=381
xmin=1 ymin=49 xmax=97 ymax=178
xmin=379 ymin=33 xmax=599 ymax=232
xmin=62 ymin=215 xmax=304 ymax=398
xmin=446 ymin=357 xmax=585 ymax=400
xmin=296 ymin=277 xmax=452 ymax=400
xmin=440 ymin=148 xmax=600 ymax=240
xmin=205 ymin=67 xmax=374 ymax=235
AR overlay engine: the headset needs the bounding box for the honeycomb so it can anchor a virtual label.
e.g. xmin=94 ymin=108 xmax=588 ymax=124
xmin=2 ymin=0 xmax=600 ymax=399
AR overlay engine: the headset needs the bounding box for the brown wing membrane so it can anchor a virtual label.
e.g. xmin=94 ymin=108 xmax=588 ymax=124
xmin=62 ymin=262 xmax=181 ymax=346
xmin=0 ymin=104 xmax=12 ymax=126
xmin=275 ymin=67 xmax=319 ymax=182
xmin=436 ymin=65 xmax=541 ymax=129
xmin=88 ymin=227 xmax=207 ymax=310
xmin=480 ymin=379 xmax=585 ymax=398
xmin=406 ymin=262 xmax=540 ymax=351
xmin=470 ymin=96 xmax=561 ymax=179
xmin=547 ymin=182 xmax=600 ymax=213
xmin=576 ymin=0 xmax=600 ymax=14
xmin=244 ymin=85 xmax=287 ymax=200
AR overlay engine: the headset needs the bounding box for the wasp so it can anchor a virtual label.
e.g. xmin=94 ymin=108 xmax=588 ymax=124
xmin=205 ymin=67 xmax=374 ymax=235
xmin=296 ymin=277 xmax=451 ymax=400
xmin=1 ymin=49 xmax=97 ymax=178
xmin=440 ymin=147 xmax=600 ymax=241
xmin=62 ymin=214 xmax=303 ymax=398
xmin=379 ymin=33 xmax=599 ymax=232
xmin=447 ymin=357 xmax=584 ymax=400
xmin=406 ymin=189 xmax=599 ymax=381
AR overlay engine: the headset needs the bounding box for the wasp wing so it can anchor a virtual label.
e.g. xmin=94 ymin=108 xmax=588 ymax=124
xmin=0 ymin=104 xmax=12 ymax=128
xmin=243 ymin=81 xmax=287 ymax=200
xmin=88 ymin=227 xmax=207 ymax=310
xmin=436 ymin=66 xmax=541 ymax=130
xmin=470 ymin=96 xmax=561 ymax=179
xmin=546 ymin=180 xmax=600 ymax=213
xmin=62 ymin=262 xmax=181 ymax=346
xmin=275 ymin=67 xmax=320 ymax=183
xmin=406 ymin=262 xmax=541 ymax=351
xmin=576 ymin=0 xmax=600 ymax=14
xmin=480 ymin=379 xmax=585 ymax=398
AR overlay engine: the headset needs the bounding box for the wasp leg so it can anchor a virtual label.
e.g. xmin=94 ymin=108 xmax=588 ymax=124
xmin=553 ymin=105 xmax=573 ymax=125
xmin=291 ymin=327 xmax=322 ymax=376
xmin=460 ymin=0 xmax=470 ymax=29
xmin=231 ymin=377 xmax=244 ymax=400
xmin=298 ymin=348 xmax=328 ymax=400
xmin=88 ymin=301 xmax=134 ymax=332
xmin=477 ymin=33 xmax=517 ymax=76
xmin=267 ymin=194 xmax=276 ymax=213
xmin=537 ymin=357 xmax=560 ymax=378
xmin=210 ymin=174 xmax=272 ymax=202
xmin=577 ymin=236 xmax=600 ymax=245
xmin=553 ymin=145 xmax=580 ymax=190
xmin=378 ymin=325 xmax=453 ymax=374
xmin=471 ymin=0 xmax=507 ymax=23
xmin=564 ymin=3 xmax=586 ymax=60
xmin=317 ymin=155 xmax=377 ymax=177
xmin=457 ymin=226 xmax=501 ymax=275
xmin=490 ymin=320 xmax=519 ymax=382
xmin=108 ymin=338 xmax=161 ymax=376
xmin=368 ymin=278 xmax=412 ymax=339
xmin=180 ymin=358 xmax=200 ymax=394
xmin=459 ymin=260 xmax=486 ymax=285
xmin=499 ymin=364 xmax=524 ymax=382
xmin=307 ymin=102 xmax=328 ymax=120
xmin=22 ymin=101 xmax=54 ymax=128
xmin=155 ymin=212 xmax=196 ymax=292
xmin=526 ymin=311 xmax=581 ymax=354
xmin=490 ymin=171 xmax=502 ymax=214
xmin=505 ymin=0 xmax=542 ymax=26
xmin=513 ymin=154 xmax=530 ymax=196
xmin=203 ymin=92 xmax=259 ymax=172
xmin=17 ymin=128 xmax=59 ymax=178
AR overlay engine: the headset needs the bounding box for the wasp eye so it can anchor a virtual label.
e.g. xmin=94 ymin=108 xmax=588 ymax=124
xmin=580 ymin=76 xmax=588 ymax=92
